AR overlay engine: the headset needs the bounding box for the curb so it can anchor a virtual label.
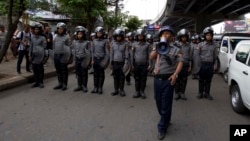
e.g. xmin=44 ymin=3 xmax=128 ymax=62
xmin=0 ymin=65 xmax=75 ymax=92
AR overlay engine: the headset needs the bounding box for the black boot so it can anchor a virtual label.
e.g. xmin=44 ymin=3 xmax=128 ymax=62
xmin=54 ymin=75 xmax=63 ymax=90
xmin=140 ymin=77 xmax=147 ymax=99
xmin=204 ymin=80 xmax=213 ymax=100
xmin=119 ymin=77 xmax=126 ymax=97
xmin=74 ymin=77 xmax=82 ymax=92
xmin=62 ymin=74 xmax=68 ymax=91
xmin=174 ymin=93 xmax=181 ymax=100
xmin=91 ymin=75 xmax=99 ymax=93
xmin=82 ymin=75 xmax=88 ymax=93
xmin=98 ymin=76 xmax=105 ymax=95
xmin=197 ymin=79 xmax=204 ymax=99
xmin=133 ymin=79 xmax=141 ymax=98
xmin=111 ymin=79 xmax=119 ymax=96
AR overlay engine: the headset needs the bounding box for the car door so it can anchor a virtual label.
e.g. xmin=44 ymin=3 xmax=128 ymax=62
xmin=234 ymin=43 xmax=250 ymax=108
xmin=242 ymin=52 xmax=250 ymax=108
xmin=219 ymin=38 xmax=229 ymax=73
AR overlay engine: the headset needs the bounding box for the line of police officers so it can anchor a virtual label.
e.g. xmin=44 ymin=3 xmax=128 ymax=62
xmin=28 ymin=21 xmax=218 ymax=140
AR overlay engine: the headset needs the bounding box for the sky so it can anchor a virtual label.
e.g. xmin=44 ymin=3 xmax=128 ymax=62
xmin=122 ymin=0 xmax=167 ymax=20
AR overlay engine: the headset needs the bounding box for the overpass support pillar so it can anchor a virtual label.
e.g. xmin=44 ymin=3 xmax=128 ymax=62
xmin=195 ymin=14 xmax=211 ymax=33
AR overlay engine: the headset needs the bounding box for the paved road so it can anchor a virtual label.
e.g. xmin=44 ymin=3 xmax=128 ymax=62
xmin=0 ymin=71 xmax=249 ymax=141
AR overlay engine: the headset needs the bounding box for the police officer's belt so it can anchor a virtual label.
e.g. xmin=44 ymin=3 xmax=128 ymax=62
xmin=55 ymin=54 xmax=63 ymax=56
xmin=94 ymin=57 xmax=104 ymax=60
xmin=113 ymin=61 xmax=124 ymax=65
xmin=155 ymin=74 xmax=173 ymax=80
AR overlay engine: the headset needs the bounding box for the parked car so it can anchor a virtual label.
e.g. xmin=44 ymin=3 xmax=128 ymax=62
xmin=217 ymin=33 xmax=250 ymax=82
xmin=228 ymin=40 xmax=250 ymax=113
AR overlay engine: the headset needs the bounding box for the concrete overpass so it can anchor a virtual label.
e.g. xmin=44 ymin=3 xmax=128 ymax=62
xmin=151 ymin=0 xmax=250 ymax=33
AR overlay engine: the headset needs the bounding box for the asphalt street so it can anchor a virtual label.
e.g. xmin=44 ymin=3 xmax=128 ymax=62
xmin=0 ymin=71 xmax=249 ymax=141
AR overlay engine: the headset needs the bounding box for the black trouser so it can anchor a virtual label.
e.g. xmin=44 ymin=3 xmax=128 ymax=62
xmin=32 ymin=63 xmax=44 ymax=84
xmin=17 ymin=50 xmax=30 ymax=72
xmin=54 ymin=54 xmax=68 ymax=86
xmin=113 ymin=61 xmax=125 ymax=91
xmin=198 ymin=62 xmax=214 ymax=95
xmin=175 ymin=63 xmax=189 ymax=94
xmin=93 ymin=57 xmax=105 ymax=89
xmin=133 ymin=64 xmax=148 ymax=92
xmin=75 ymin=58 xmax=88 ymax=88
xmin=125 ymin=71 xmax=131 ymax=83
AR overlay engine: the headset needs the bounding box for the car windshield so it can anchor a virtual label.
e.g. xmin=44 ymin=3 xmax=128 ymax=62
xmin=230 ymin=38 xmax=249 ymax=53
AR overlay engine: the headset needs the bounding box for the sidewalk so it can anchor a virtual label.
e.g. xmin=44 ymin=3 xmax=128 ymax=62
xmin=0 ymin=52 xmax=74 ymax=92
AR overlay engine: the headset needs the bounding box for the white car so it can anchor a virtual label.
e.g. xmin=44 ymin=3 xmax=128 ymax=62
xmin=218 ymin=33 xmax=250 ymax=82
xmin=228 ymin=40 xmax=250 ymax=113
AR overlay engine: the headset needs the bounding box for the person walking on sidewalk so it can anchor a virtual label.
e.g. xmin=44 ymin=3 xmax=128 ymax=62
xmin=150 ymin=25 xmax=183 ymax=140
xmin=29 ymin=22 xmax=47 ymax=88
xmin=90 ymin=27 xmax=110 ymax=95
xmin=110 ymin=28 xmax=129 ymax=97
xmin=53 ymin=22 xmax=72 ymax=91
xmin=72 ymin=26 xmax=91 ymax=93
xmin=0 ymin=25 xmax=9 ymax=62
xmin=16 ymin=24 xmax=32 ymax=74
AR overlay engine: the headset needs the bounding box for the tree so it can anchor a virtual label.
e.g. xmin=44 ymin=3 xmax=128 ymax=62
xmin=56 ymin=0 xmax=106 ymax=35
xmin=0 ymin=0 xmax=27 ymax=63
xmin=125 ymin=16 xmax=142 ymax=32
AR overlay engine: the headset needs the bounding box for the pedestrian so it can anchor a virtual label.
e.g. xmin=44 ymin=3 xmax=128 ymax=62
xmin=29 ymin=22 xmax=47 ymax=88
xmin=150 ymin=25 xmax=183 ymax=140
xmin=53 ymin=22 xmax=72 ymax=91
xmin=72 ymin=26 xmax=91 ymax=93
xmin=0 ymin=25 xmax=9 ymax=62
xmin=191 ymin=34 xmax=201 ymax=79
xmin=197 ymin=27 xmax=218 ymax=100
xmin=131 ymin=29 xmax=151 ymax=99
xmin=110 ymin=28 xmax=129 ymax=97
xmin=91 ymin=26 xmax=110 ymax=94
xmin=174 ymin=29 xmax=192 ymax=100
xmin=16 ymin=24 xmax=32 ymax=74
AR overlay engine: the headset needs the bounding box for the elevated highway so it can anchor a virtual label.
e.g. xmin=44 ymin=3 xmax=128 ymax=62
xmin=151 ymin=0 xmax=250 ymax=33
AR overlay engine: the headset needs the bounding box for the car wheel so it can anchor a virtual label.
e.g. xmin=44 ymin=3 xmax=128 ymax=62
xmin=223 ymin=70 xmax=228 ymax=83
xmin=230 ymin=84 xmax=246 ymax=113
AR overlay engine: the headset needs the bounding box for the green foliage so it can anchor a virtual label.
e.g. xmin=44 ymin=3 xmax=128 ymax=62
xmin=28 ymin=0 xmax=51 ymax=11
xmin=0 ymin=1 xmax=8 ymax=15
xmin=125 ymin=16 xmax=142 ymax=32
xmin=0 ymin=0 xmax=29 ymax=16
xmin=56 ymin=0 xmax=106 ymax=24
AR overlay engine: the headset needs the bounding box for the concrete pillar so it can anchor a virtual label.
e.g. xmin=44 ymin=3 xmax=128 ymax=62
xmin=195 ymin=14 xmax=211 ymax=33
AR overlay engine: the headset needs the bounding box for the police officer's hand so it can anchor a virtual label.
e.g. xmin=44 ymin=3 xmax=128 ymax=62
xmin=109 ymin=64 xmax=113 ymax=69
xmin=91 ymin=60 xmax=94 ymax=65
xmin=131 ymin=66 xmax=134 ymax=72
xmin=169 ymin=74 xmax=177 ymax=86
xmin=188 ymin=66 xmax=192 ymax=73
xmin=147 ymin=65 xmax=152 ymax=72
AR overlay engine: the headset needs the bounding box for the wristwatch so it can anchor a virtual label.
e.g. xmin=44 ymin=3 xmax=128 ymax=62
xmin=173 ymin=73 xmax=178 ymax=78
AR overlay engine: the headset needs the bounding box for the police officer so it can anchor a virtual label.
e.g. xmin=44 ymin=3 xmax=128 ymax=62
xmin=146 ymin=34 xmax=155 ymax=76
xmin=150 ymin=25 xmax=183 ymax=140
xmin=125 ymin=32 xmax=135 ymax=85
xmin=191 ymin=34 xmax=202 ymax=79
xmin=53 ymin=22 xmax=71 ymax=91
xmin=89 ymin=32 xmax=96 ymax=74
xmin=110 ymin=28 xmax=129 ymax=97
xmin=174 ymin=29 xmax=192 ymax=100
xmin=131 ymin=29 xmax=150 ymax=99
xmin=29 ymin=22 xmax=47 ymax=88
xmin=91 ymin=26 xmax=110 ymax=94
xmin=72 ymin=26 xmax=90 ymax=93
xmin=197 ymin=27 xmax=218 ymax=100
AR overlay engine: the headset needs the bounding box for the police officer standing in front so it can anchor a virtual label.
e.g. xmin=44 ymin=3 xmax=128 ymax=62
xmin=110 ymin=28 xmax=129 ymax=97
xmin=150 ymin=25 xmax=183 ymax=140
xmin=91 ymin=26 xmax=110 ymax=94
xmin=29 ymin=22 xmax=47 ymax=88
xmin=174 ymin=29 xmax=192 ymax=100
xmin=197 ymin=27 xmax=218 ymax=100
xmin=131 ymin=29 xmax=150 ymax=99
xmin=72 ymin=26 xmax=90 ymax=93
xmin=53 ymin=22 xmax=71 ymax=91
